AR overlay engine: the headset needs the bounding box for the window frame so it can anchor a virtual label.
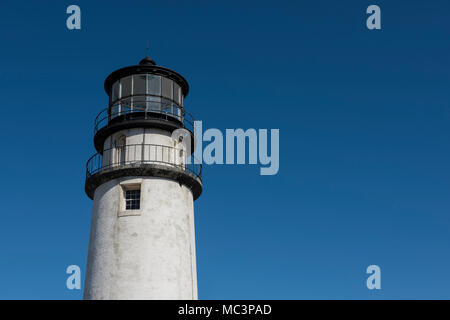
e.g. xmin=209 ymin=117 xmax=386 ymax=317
xmin=118 ymin=180 xmax=143 ymax=216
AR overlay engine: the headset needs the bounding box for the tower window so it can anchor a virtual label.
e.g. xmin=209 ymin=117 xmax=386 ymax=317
xmin=116 ymin=136 xmax=126 ymax=165
xmin=125 ymin=189 xmax=140 ymax=210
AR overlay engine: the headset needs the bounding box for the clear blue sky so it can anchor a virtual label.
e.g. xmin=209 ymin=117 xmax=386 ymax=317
xmin=0 ymin=0 xmax=449 ymax=299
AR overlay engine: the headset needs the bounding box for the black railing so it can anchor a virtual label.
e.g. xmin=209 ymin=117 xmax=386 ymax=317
xmin=86 ymin=143 xmax=202 ymax=181
xmin=94 ymin=95 xmax=195 ymax=134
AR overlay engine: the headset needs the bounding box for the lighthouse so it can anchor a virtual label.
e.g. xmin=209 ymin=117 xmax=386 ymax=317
xmin=83 ymin=53 xmax=202 ymax=300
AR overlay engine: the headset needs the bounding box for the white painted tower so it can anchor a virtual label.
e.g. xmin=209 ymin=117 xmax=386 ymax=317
xmin=83 ymin=54 xmax=202 ymax=300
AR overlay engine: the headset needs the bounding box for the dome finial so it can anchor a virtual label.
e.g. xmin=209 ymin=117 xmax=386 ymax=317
xmin=139 ymin=41 xmax=156 ymax=65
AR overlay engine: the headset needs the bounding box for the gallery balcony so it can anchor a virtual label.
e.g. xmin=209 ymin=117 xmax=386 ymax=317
xmin=85 ymin=143 xmax=202 ymax=200
xmin=92 ymin=96 xmax=195 ymax=153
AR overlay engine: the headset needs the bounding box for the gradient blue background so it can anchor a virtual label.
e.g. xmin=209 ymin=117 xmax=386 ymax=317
xmin=0 ymin=0 xmax=449 ymax=299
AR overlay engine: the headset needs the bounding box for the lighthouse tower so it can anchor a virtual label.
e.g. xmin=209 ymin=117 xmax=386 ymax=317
xmin=83 ymin=54 xmax=202 ymax=300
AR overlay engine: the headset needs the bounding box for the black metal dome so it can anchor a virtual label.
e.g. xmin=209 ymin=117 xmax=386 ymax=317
xmin=139 ymin=56 xmax=156 ymax=66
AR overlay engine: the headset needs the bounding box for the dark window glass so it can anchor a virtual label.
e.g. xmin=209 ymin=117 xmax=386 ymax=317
xmin=161 ymin=100 xmax=173 ymax=115
xmin=125 ymin=189 xmax=140 ymax=210
xmin=147 ymin=75 xmax=161 ymax=95
xmin=173 ymin=82 xmax=181 ymax=105
xmin=133 ymin=75 xmax=146 ymax=95
xmin=112 ymin=81 xmax=120 ymax=102
xmin=121 ymin=76 xmax=132 ymax=98
xmin=120 ymin=98 xmax=132 ymax=113
xmin=110 ymin=103 xmax=120 ymax=118
xmin=116 ymin=136 xmax=126 ymax=165
xmin=146 ymin=95 xmax=161 ymax=112
xmin=161 ymin=77 xmax=173 ymax=100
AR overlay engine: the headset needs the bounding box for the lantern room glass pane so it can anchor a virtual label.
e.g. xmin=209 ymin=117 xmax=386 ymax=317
xmin=133 ymin=98 xmax=146 ymax=111
xmin=120 ymin=99 xmax=132 ymax=113
xmin=133 ymin=74 xmax=146 ymax=96
xmin=161 ymin=98 xmax=173 ymax=115
xmin=173 ymin=82 xmax=181 ymax=105
xmin=111 ymin=81 xmax=120 ymax=103
xmin=161 ymin=77 xmax=173 ymax=100
xmin=146 ymin=95 xmax=161 ymax=112
xmin=147 ymin=74 xmax=161 ymax=96
xmin=110 ymin=103 xmax=120 ymax=118
xmin=121 ymin=76 xmax=132 ymax=98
